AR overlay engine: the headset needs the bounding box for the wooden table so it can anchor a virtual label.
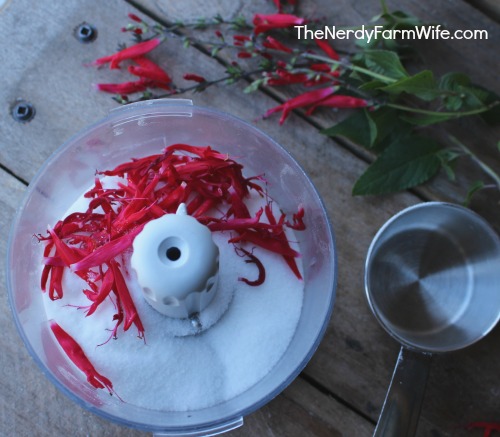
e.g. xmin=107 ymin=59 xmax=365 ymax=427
xmin=1 ymin=0 xmax=498 ymax=436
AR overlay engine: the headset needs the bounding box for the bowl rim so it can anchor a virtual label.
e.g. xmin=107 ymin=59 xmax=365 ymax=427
xmin=6 ymin=99 xmax=337 ymax=433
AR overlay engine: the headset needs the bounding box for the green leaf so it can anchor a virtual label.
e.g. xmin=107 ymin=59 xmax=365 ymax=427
xmin=443 ymin=95 xmax=463 ymax=111
xmin=437 ymin=149 xmax=461 ymax=182
xmin=400 ymin=112 xmax=454 ymax=126
xmin=380 ymin=0 xmax=389 ymax=15
xmin=438 ymin=73 xmax=480 ymax=111
xmin=371 ymin=109 xmax=413 ymax=152
xmin=381 ymin=70 xmax=439 ymax=101
xmin=352 ymin=136 xmax=441 ymax=195
xmin=457 ymin=86 xmax=490 ymax=110
xmin=230 ymin=16 xmax=249 ymax=31
xmin=355 ymin=32 xmax=383 ymax=50
xmin=363 ymin=50 xmax=409 ymax=80
xmin=359 ymin=79 xmax=388 ymax=91
xmin=194 ymin=18 xmax=207 ymax=30
xmin=439 ymin=72 xmax=470 ymax=90
xmin=211 ymin=46 xmax=221 ymax=57
xmin=477 ymin=91 xmax=500 ymax=125
xmin=390 ymin=10 xmax=423 ymax=27
xmin=244 ymin=79 xmax=263 ymax=94
xmin=321 ymin=110 xmax=377 ymax=148
xmin=463 ymin=180 xmax=485 ymax=207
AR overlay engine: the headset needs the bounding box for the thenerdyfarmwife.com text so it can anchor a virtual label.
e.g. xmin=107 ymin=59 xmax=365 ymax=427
xmin=294 ymin=25 xmax=488 ymax=43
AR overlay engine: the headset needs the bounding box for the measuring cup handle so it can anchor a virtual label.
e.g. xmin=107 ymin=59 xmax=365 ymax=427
xmin=374 ymin=347 xmax=432 ymax=437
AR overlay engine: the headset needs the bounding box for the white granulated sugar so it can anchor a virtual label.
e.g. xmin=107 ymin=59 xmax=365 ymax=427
xmin=43 ymin=185 xmax=304 ymax=411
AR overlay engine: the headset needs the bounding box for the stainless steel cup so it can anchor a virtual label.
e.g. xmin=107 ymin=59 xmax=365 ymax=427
xmin=365 ymin=202 xmax=500 ymax=437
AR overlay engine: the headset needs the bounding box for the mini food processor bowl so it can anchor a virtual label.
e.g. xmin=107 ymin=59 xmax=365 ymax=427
xmin=7 ymin=99 xmax=336 ymax=435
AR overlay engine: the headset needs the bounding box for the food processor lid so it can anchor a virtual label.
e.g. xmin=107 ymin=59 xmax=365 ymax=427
xmin=6 ymin=98 xmax=337 ymax=435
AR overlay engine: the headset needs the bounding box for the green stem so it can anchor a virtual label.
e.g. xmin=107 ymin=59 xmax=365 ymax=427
xmin=125 ymin=67 xmax=268 ymax=104
xmin=449 ymin=136 xmax=500 ymax=190
xmin=387 ymin=102 xmax=499 ymax=118
xmin=301 ymin=53 xmax=398 ymax=84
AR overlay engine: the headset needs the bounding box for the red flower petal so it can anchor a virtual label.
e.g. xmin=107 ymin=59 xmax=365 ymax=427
xmin=315 ymin=38 xmax=340 ymax=61
xmin=233 ymin=35 xmax=251 ymax=42
xmin=183 ymin=73 xmax=206 ymax=83
xmin=95 ymin=80 xmax=150 ymax=95
xmin=253 ymin=13 xmax=305 ymax=35
xmin=71 ymin=225 xmax=143 ymax=271
xmin=128 ymin=13 xmax=142 ymax=23
xmin=263 ymin=36 xmax=292 ymax=53
xmin=110 ymin=260 xmax=145 ymax=337
xmin=264 ymin=87 xmax=336 ymax=124
xmin=130 ymin=56 xmax=172 ymax=84
xmin=306 ymin=95 xmax=368 ymax=115
xmin=86 ymin=267 xmax=114 ymax=316
xmin=237 ymin=248 xmax=266 ymax=286
xmin=50 ymin=320 xmax=115 ymax=394
xmin=92 ymin=38 xmax=161 ymax=69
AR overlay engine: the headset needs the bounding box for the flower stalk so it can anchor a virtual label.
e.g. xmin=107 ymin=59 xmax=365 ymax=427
xmin=87 ymin=2 xmax=499 ymax=198
xmin=449 ymin=136 xmax=500 ymax=191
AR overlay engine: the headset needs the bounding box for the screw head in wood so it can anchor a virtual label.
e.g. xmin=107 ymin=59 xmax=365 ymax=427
xmin=74 ymin=22 xmax=97 ymax=43
xmin=11 ymin=100 xmax=35 ymax=123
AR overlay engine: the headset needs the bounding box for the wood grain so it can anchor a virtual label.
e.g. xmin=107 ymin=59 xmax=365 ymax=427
xmin=132 ymin=0 xmax=500 ymax=230
xmin=467 ymin=0 xmax=500 ymax=22
xmin=128 ymin=0 xmax=500 ymax=435
xmin=0 ymin=0 xmax=377 ymax=436
xmin=1 ymin=0 xmax=499 ymax=436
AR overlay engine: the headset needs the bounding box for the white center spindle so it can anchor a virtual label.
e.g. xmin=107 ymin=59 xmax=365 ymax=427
xmin=131 ymin=203 xmax=219 ymax=319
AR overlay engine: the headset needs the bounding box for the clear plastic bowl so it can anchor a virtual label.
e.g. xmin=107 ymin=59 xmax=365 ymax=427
xmin=7 ymin=99 xmax=336 ymax=436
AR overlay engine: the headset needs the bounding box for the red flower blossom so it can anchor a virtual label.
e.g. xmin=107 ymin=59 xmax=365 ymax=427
xmin=237 ymin=247 xmax=266 ymax=286
xmin=110 ymin=260 xmax=145 ymax=336
xmin=306 ymin=95 xmax=368 ymax=115
xmin=93 ymin=38 xmax=162 ymax=69
xmin=266 ymin=66 xmax=336 ymax=87
xmin=183 ymin=73 xmax=206 ymax=83
xmin=266 ymin=68 xmax=309 ymax=86
xmin=310 ymin=63 xmax=339 ymax=74
xmin=253 ymin=13 xmax=305 ymax=35
xmin=258 ymin=51 xmax=273 ymax=60
xmin=128 ymin=56 xmax=172 ymax=85
xmin=95 ymin=56 xmax=172 ymax=95
xmin=315 ymin=38 xmax=340 ymax=61
xmin=264 ymin=86 xmax=336 ymax=124
xmin=233 ymin=35 xmax=251 ymax=47
xmin=50 ymin=320 xmax=116 ymax=395
xmin=128 ymin=13 xmax=143 ymax=23
xmin=263 ymin=36 xmax=292 ymax=53
xmin=94 ymin=80 xmax=149 ymax=95
xmin=238 ymin=52 xmax=253 ymax=59
xmin=466 ymin=422 xmax=500 ymax=437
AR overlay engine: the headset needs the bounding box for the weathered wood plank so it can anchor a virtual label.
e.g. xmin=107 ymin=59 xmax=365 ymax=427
xmin=0 ymin=1 xmax=124 ymax=182
xmin=232 ymin=378 xmax=375 ymax=437
xmin=0 ymin=0 xmax=381 ymax=436
xmin=467 ymin=0 xmax=500 ymax=22
xmin=132 ymin=0 xmax=500 ymax=231
xmin=1 ymin=0 xmax=499 ymax=436
xmin=128 ymin=0 xmax=500 ymax=435
xmin=0 ymin=170 xmax=144 ymax=437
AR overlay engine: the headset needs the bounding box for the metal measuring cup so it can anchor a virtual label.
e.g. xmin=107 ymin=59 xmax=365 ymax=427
xmin=365 ymin=202 xmax=500 ymax=437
